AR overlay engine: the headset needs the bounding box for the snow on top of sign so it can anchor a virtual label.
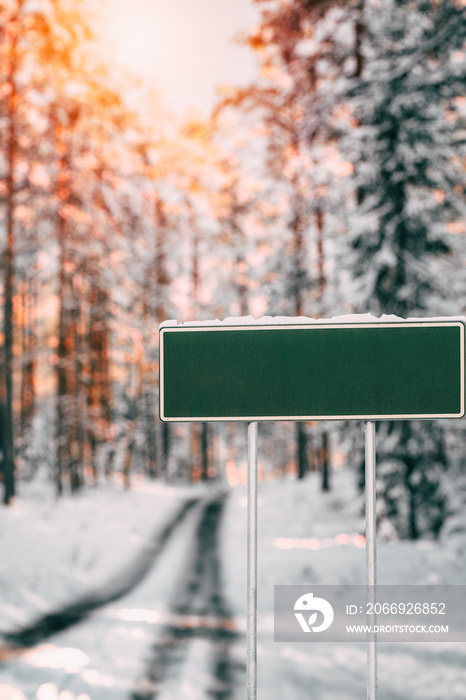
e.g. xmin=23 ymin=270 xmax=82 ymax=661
xmin=159 ymin=313 xmax=465 ymax=329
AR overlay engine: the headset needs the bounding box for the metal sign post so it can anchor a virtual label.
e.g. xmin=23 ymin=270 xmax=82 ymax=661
xmin=365 ymin=421 xmax=377 ymax=699
xmin=247 ymin=422 xmax=258 ymax=700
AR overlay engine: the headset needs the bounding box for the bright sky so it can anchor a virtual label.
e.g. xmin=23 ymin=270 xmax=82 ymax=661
xmin=99 ymin=0 xmax=260 ymax=117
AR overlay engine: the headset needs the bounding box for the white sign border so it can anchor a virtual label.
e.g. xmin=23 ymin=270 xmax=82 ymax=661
xmin=159 ymin=319 xmax=465 ymax=422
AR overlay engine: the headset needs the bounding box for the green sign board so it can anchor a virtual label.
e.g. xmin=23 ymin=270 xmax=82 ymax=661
xmin=159 ymin=319 xmax=465 ymax=422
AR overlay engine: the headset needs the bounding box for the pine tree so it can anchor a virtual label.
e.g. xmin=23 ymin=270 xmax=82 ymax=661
xmin=343 ymin=0 xmax=466 ymax=538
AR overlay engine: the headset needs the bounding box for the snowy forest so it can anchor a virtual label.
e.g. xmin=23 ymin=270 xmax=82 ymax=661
xmin=1 ymin=0 xmax=466 ymax=697
xmin=1 ymin=0 xmax=464 ymax=537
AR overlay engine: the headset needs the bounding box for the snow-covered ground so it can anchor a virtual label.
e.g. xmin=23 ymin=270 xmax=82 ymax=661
xmin=223 ymin=469 xmax=466 ymax=699
xmin=0 ymin=475 xmax=206 ymax=637
xmin=1 ymin=466 xmax=466 ymax=699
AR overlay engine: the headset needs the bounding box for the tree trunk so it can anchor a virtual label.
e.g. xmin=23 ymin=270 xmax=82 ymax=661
xmin=188 ymin=204 xmax=210 ymax=481
xmin=55 ymin=220 xmax=67 ymax=496
xmin=154 ymin=195 xmax=170 ymax=475
xmin=297 ymin=423 xmax=309 ymax=479
xmin=162 ymin=421 xmax=170 ymax=473
xmin=291 ymin=186 xmax=309 ymax=480
xmin=354 ymin=0 xmax=366 ymax=206
xmin=141 ymin=263 xmax=158 ymax=479
xmin=316 ymin=207 xmax=325 ymax=302
xmin=354 ymin=0 xmax=365 ymax=80
xmin=200 ymin=422 xmax=209 ymax=480
xmin=68 ymin=295 xmax=82 ymax=492
xmin=20 ymin=277 xmax=36 ymax=435
xmin=55 ymin=115 xmax=70 ymax=497
xmin=143 ymin=386 xmax=158 ymax=479
xmin=315 ymin=204 xmax=331 ymax=490
xmin=88 ymin=279 xmax=112 ymax=481
xmin=190 ymin=424 xmax=200 ymax=481
xmin=321 ymin=430 xmax=330 ymax=491
xmin=123 ymin=432 xmax=133 ymax=490
xmin=405 ymin=455 xmax=419 ymax=540
xmin=3 ymin=24 xmax=19 ymax=504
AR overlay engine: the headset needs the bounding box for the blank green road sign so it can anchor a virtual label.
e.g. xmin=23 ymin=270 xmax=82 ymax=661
xmin=159 ymin=319 xmax=465 ymax=422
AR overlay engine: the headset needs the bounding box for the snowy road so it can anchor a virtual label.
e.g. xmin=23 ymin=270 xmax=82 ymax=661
xmin=131 ymin=494 xmax=242 ymax=699
xmin=0 ymin=491 xmax=245 ymax=700
xmin=2 ymin=470 xmax=466 ymax=699
xmin=2 ymin=497 xmax=200 ymax=649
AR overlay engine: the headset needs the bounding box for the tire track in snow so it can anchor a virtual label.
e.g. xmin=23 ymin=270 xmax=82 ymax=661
xmin=0 ymin=496 xmax=200 ymax=654
xmin=132 ymin=493 xmax=243 ymax=700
